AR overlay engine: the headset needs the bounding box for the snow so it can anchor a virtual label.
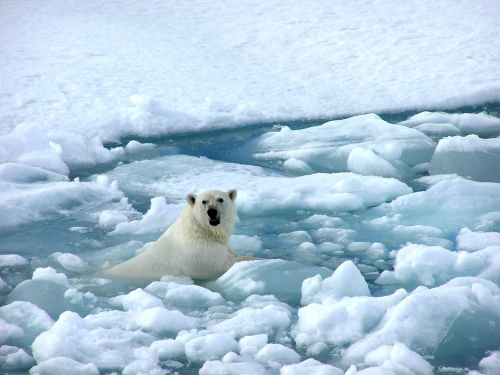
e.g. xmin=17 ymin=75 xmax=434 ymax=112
xmin=3 ymin=0 xmax=500 ymax=143
xmin=1 ymin=0 xmax=500 ymax=373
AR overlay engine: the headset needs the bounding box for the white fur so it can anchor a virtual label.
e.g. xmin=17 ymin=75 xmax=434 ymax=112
xmin=105 ymin=189 xmax=257 ymax=281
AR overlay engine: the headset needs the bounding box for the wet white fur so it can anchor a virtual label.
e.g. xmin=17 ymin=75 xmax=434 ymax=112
xmin=105 ymin=189 xmax=257 ymax=281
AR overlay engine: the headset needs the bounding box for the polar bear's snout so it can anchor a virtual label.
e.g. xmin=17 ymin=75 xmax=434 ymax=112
xmin=207 ymin=207 xmax=221 ymax=226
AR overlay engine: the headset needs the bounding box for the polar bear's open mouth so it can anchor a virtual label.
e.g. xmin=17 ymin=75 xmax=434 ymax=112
xmin=209 ymin=219 xmax=221 ymax=226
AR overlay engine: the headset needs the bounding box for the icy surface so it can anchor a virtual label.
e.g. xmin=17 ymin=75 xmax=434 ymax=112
xmin=3 ymin=118 xmax=500 ymax=374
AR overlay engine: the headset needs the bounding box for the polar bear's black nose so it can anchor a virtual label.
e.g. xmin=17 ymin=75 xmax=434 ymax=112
xmin=207 ymin=208 xmax=218 ymax=220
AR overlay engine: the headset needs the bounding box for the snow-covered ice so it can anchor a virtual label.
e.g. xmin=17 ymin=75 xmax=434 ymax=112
xmin=252 ymin=114 xmax=436 ymax=178
xmin=428 ymin=135 xmax=500 ymax=182
xmin=1 ymin=0 xmax=500 ymax=373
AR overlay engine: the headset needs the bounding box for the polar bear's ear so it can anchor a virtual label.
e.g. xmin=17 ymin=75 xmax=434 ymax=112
xmin=186 ymin=193 xmax=196 ymax=206
xmin=228 ymin=189 xmax=237 ymax=202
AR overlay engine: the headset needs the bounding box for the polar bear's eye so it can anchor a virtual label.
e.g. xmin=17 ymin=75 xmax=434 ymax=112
xmin=218 ymin=198 xmax=224 ymax=203
xmin=202 ymin=200 xmax=207 ymax=205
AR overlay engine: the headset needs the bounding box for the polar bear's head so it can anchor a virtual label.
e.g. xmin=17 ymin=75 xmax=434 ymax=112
xmin=186 ymin=189 xmax=237 ymax=234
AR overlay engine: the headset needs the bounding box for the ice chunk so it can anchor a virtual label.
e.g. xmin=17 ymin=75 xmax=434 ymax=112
xmin=229 ymin=235 xmax=263 ymax=254
xmin=364 ymin=343 xmax=433 ymax=375
xmin=342 ymin=280 xmax=500 ymax=366
xmin=32 ymin=310 xmax=156 ymax=370
xmin=374 ymin=179 xmax=500 ymax=230
xmin=98 ymin=210 xmax=129 ymax=229
xmin=347 ymin=148 xmax=399 ymax=178
xmin=428 ymin=135 xmax=500 ymax=182
xmin=185 ymin=333 xmax=238 ymax=362
xmin=375 ymin=244 xmax=485 ymax=287
xmin=122 ymin=288 xmax=165 ymax=312
xmin=283 ymin=158 xmax=315 ymax=174
xmin=111 ymin=197 xmax=184 ymax=235
xmin=392 ymin=225 xmax=443 ymax=238
xmin=347 ymin=242 xmax=372 ymax=253
xmin=413 ymin=173 xmax=463 ymax=189
xmin=6 ymin=280 xmax=71 ymax=320
xmin=413 ymin=123 xmax=462 ymax=141
xmin=253 ymin=114 xmax=435 ymax=171
xmin=479 ymin=351 xmax=500 ymax=375
xmin=2 ymin=347 xmax=36 ymax=369
xmin=199 ymin=360 xmax=266 ymax=375
xmin=29 ymin=357 xmax=99 ymax=375
xmin=0 ymin=277 xmax=9 ymax=293
xmin=0 ymin=301 xmax=54 ymax=346
xmin=0 ymin=319 xmax=24 ymax=345
xmin=0 ymin=255 xmax=28 ymax=268
xmin=145 ymin=280 xmax=226 ymax=308
xmin=239 ymin=334 xmax=268 ymax=357
xmin=278 ymin=231 xmax=313 ymax=245
xmin=32 ymin=267 xmax=69 ymax=287
xmin=399 ymin=112 xmax=500 ymax=138
xmin=0 ymin=163 xmax=68 ymax=183
xmin=206 ymin=259 xmax=331 ymax=303
xmin=280 ymin=358 xmax=344 ymax=375
xmin=149 ymin=339 xmax=185 ymax=360
xmin=0 ymin=175 xmax=124 ymax=229
xmin=104 ymin=154 xmax=412 ymax=216
xmin=122 ymin=359 xmax=166 ymax=375
xmin=124 ymin=140 xmax=157 ymax=154
xmin=49 ymin=252 xmax=89 ymax=273
xmin=292 ymin=289 xmax=407 ymax=351
xmin=207 ymin=305 xmax=291 ymax=339
xmin=0 ymin=122 xmax=69 ymax=175
xmin=130 ymin=307 xmax=198 ymax=336
xmin=301 ymin=261 xmax=371 ymax=305
xmin=455 ymin=227 xmax=500 ymax=252
xmin=47 ymin=130 xmax=116 ymax=170
xmin=255 ymin=343 xmax=300 ymax=364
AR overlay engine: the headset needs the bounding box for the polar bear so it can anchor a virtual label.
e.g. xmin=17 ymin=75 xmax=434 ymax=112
xmin=105 ymin=189 xmax=258 ymax=282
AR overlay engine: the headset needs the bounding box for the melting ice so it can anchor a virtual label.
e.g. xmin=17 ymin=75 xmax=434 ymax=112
xmin=1 ymin=109 xmax=500 ymax=375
